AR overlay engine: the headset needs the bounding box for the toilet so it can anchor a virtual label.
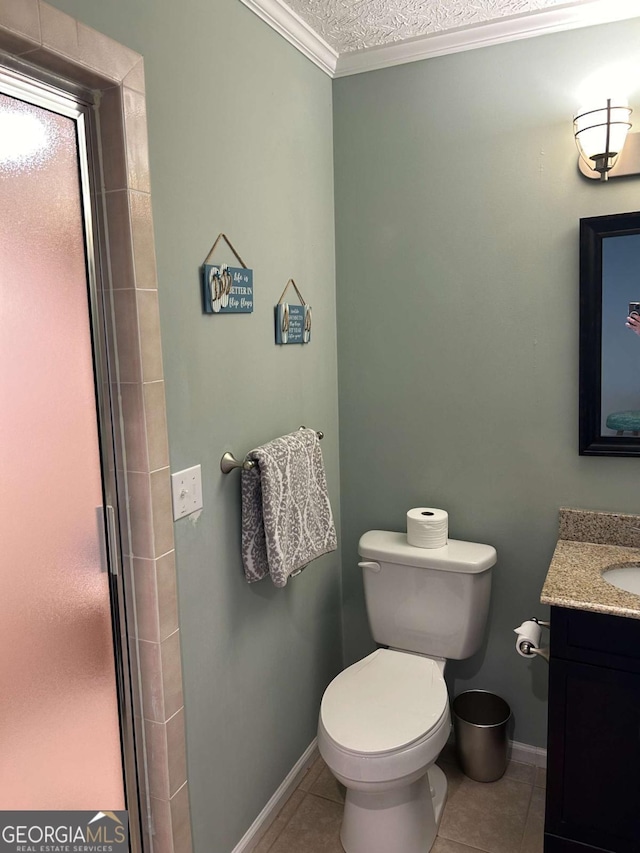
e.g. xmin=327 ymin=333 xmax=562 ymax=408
xmin=318 ymin=530 xmax=496 ymax=853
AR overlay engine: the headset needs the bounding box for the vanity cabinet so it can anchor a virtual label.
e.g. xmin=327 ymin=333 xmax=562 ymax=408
xmin=545 ymin=606 xmax=640 ymax=853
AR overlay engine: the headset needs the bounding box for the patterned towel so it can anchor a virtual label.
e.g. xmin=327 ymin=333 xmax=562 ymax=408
xmin=241 ymin=428 xmax=337 ymax=587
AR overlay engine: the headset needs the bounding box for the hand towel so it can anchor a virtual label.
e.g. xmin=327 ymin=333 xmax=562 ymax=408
xmin=241 ymin=428 xmax=337 ymax=587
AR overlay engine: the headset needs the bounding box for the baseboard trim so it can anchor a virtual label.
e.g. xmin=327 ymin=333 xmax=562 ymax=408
xmin=509 ymin=739 xmax=547 ymax=769
xmin=231 ymin=738 xmax=319 ymax=853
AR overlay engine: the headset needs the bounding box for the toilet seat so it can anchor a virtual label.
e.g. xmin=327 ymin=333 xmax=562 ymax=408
xmin=320 ymin=648 xmax=448 ymax=755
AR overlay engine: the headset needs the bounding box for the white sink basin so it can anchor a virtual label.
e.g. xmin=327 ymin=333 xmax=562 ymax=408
xmin=602 ymin=563 xmax=640 ymax=596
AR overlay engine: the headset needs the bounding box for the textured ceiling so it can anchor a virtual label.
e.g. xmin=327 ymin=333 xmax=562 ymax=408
xmin=286 ymin=0 xmax=588 ymax=53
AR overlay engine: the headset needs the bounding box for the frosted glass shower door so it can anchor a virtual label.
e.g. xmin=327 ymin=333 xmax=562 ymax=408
xmin=0 ymin=90 xmax=125 ymax=809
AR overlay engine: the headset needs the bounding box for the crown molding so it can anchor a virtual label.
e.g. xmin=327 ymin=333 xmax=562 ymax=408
xmin=240 ymin=0 xmax=640 ymax=79
xmin=334 ymin=0 xmax=640 ymax=77
xmin=238 ymin=0 xmax=338 ymax=75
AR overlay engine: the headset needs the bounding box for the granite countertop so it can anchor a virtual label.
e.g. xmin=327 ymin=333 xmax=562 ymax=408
xmin=540 ymin=508 xmax=640 ymax=620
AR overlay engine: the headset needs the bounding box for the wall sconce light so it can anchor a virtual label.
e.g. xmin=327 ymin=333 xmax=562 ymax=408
xmin=574 ymin=99 xmax=634 ymax=181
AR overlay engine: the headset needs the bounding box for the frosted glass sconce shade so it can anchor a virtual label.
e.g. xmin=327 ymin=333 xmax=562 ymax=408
xmin=574 ymin=99 xmax=632 ymax=181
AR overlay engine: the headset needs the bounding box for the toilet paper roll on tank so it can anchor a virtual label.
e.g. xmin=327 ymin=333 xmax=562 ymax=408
xmin=406 ymin=507 xmax=448 ymax=549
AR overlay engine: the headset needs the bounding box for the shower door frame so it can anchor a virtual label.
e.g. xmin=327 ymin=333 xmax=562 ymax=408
xmin=0 ymin=65 xmax=143 ymax=850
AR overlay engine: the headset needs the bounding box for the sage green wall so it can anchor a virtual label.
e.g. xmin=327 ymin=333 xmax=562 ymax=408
xmin=50 ymin=1 xmax=340 ymax=851
xmin=333 ymin=20 xmax=640 ymax=749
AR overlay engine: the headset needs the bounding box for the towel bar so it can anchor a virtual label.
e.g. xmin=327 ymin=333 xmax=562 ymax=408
xmin=220 ymin=427 xmax=324 ymax=474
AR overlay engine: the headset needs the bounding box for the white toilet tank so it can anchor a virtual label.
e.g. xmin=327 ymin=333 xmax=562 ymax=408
xmin=359 ymin=530 xmax=496 ymax=660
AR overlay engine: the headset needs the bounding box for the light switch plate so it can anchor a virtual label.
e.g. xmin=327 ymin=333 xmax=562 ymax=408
xmin=171 ymin=464 xmax=203 ymax=520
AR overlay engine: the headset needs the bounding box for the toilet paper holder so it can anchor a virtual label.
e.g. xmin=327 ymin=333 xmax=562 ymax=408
xmin=515 ymin=617 xmax=550 ymax=663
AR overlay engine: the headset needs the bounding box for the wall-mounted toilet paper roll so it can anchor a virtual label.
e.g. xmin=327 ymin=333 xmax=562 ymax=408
xmin=407 ymin=507 xmax=448 ymax=549
xmin=514 ymin=620 xmax=543 ymax=657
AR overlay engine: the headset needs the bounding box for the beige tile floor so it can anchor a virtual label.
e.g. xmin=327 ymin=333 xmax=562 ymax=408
xmin=253 ymin=747 xmax=546 ymax=853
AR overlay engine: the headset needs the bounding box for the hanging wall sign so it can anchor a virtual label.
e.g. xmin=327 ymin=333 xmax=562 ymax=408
xmin=202 ymin=233 xmax=253 ymax=314
xmin=275 ymin=279 xmax=311 ymax=345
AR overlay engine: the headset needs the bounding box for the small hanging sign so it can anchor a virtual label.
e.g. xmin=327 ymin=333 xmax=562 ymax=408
xmin=202 ymin=233 xmax=253 ymax=314
xmin=275 ymin=279 xmax=311 ymax=345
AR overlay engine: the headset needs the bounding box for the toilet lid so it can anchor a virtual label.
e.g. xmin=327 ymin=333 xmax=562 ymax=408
xmin=320 ymin=649 xmax=448 ymax=754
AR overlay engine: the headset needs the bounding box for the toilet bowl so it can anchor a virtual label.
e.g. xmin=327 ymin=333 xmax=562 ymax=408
xmin=318 ymin=648 xmax=451 ymax=853
xmin=317 ymin=531 xmax=497 ymax=853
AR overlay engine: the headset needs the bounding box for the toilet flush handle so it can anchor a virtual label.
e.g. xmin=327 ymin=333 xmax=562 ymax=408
xmin=358 ymin=561 xmax=381 ymax=573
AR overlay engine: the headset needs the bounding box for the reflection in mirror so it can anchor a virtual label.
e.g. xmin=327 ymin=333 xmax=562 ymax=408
xmin=580 ymin=212 xmax=640 ymax=456
xmin=601 ymin=234 xmax=640 ymax=434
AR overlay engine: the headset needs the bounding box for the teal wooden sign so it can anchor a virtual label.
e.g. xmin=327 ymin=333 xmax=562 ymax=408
xmin=201 ymin=233 xmax=253 ymax=314
xmin=203 ymin=264 xmax=253 ymax=314
xmin=275 ymin=279 xmax=311 ymax=345
xmin=275 ymin=303 xmax=312 ymax=344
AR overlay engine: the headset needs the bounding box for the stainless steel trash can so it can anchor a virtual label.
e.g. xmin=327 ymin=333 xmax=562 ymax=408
xmin=452 ymin=690 xmax=511 ymax=782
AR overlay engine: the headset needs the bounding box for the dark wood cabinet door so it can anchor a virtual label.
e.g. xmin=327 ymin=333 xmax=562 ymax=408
xmin=546 ymin=657 xmax=640 ymax=853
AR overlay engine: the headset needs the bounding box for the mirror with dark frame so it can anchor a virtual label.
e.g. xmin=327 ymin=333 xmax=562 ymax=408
xmin=580 ymin=211 xmax=640 ymax=456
